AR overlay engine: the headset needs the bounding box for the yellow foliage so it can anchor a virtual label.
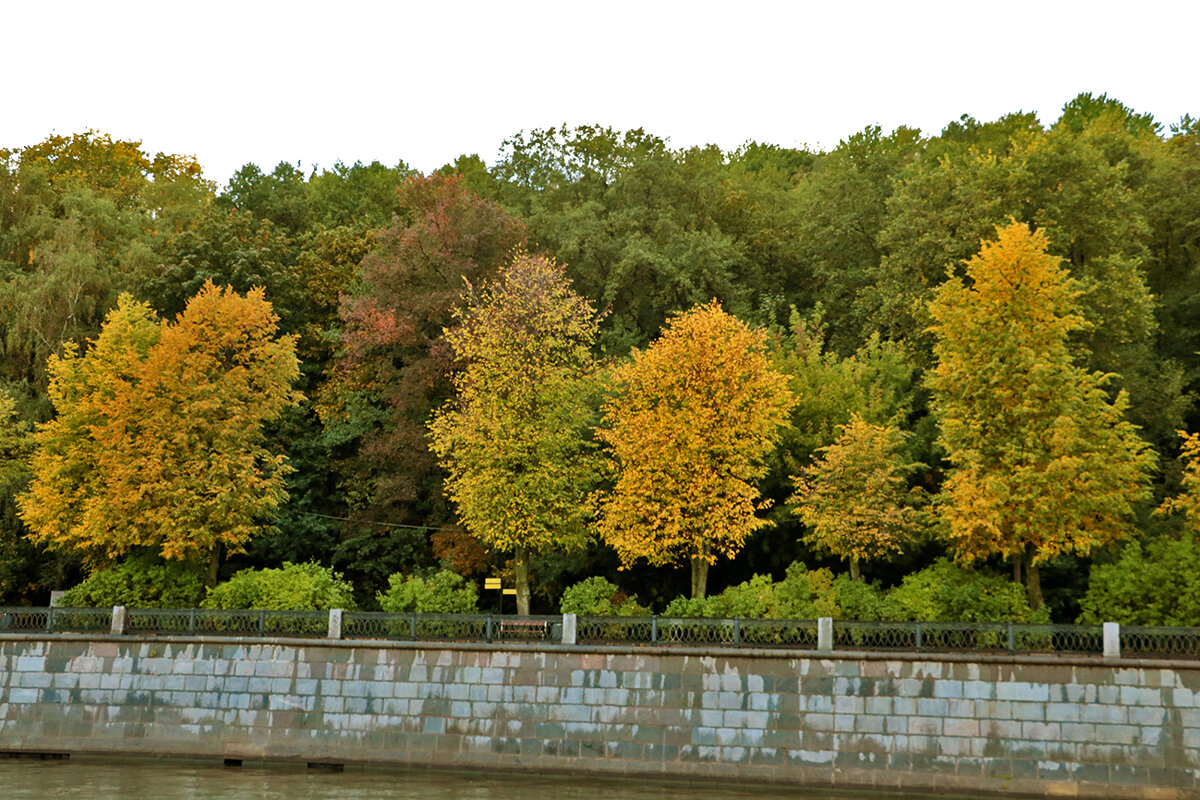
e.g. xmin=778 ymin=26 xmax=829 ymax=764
xmin=18 ymin=283 xmax=300 ymax=565
xmin=1160 ymin=432 xmax=1200 ymax=531
xmin=595 ymin=300 xmax=795 ymax=570
xmin=428 ymin=253 xmax=603 ymax=557
xmin=928 ymin=222 xmax=1152 ymax=566
xmin=793 ymin=415 xmax=923 ymax=568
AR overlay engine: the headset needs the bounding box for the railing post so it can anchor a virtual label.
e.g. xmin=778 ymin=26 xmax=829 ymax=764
xmin=1104 ymin=622 xmax=1121 ymax=659
xmin=46 ymin=606 xmax=54 ymax=633
xmin=651 ymin=616 xmax=659 ymax=644
xmin=327 ymin=608 xmax=343 ymax=640
xmin=1007 ymin=622 xmax=1014 ymax=654
xmin=561 ymin=613 xmax=577 ymax=645
xmin=817 ymin=617 xmax=833 ymax=653
xmin=915 ymin=621 xmax=923 ymax=651
xmin=486 ymin=615 xmax=493 ymax=643
xmin=189 ymin=608 xmax=196 ymax=634
xmin=733 ymin=618 xmax=742 ymax=648
xmin=258 ymin=610 xmax=266 ymax=636
xmin=409 ymin=614 xmax=417 ymax=641
xmin=111 ymin=606 xmax=127 ymax=636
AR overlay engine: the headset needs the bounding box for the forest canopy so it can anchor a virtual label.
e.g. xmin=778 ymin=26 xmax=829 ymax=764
xmin=3 ymin=95 xmax=1200 ymax=624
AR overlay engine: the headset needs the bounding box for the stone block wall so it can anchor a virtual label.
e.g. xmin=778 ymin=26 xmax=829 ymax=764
xmin=1 ymin=635 xmax=1198 ymax=798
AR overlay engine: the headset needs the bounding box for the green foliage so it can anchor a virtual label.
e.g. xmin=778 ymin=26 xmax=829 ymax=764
xmin=429 ymin=252 xmax=605 ymax=613
xmin=559 ymin=576 xmax=649 ymax=616
xmin=376 ymin=570 xmax=479 ymax=614
xmin=888 ymin=560 xmax=1047 ymax=623
xmin=201 ymin=562 xmax=355 ymax=610
xmin=1078 ymin=538 xmax=1200 ymax=626
xmin=57 ymin=555 xmax=206 ymax=608
xmin=831 ymin=575 xmax=904 ymax=621
xmin=663 ymin=564 xmax=841 ymax=619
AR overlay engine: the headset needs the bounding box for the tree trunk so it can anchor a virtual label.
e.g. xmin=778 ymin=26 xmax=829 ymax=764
xmin=1023 ymin=543 xmax=1044 ymax=611
xmin=1012 ymin=553 xmax=1022 ymax=585
xmin=514 ymin=544 xmax=531 ymax=616
xmin=690 ymin=556 xmax=710 ymax=599
xmin=849 ymin=556 xmax=861 ymax=583
xmin=207 ymin=542 xmax=223 ymax=588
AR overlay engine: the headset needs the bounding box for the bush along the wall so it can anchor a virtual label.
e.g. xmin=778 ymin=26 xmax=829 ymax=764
xmin=202 ymin=562 xmax=356 ymax=610
xmin=377 ymin=569 xmax=479 ymax=614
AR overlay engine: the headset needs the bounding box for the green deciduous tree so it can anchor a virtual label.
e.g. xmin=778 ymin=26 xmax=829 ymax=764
xmin=928 ymin=222 xmax=1154 ymax=608
xmin=428 ymin=253 xmax=605 ymax=614
xmin=792 ymin=415 xmax=924 ymax=581
xmin=326 ymin=173 xmax=526 ymax=556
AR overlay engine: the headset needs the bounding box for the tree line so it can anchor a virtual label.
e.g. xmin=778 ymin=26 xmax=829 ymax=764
xmin=3 ymin=93 xmax=1200 ymax=624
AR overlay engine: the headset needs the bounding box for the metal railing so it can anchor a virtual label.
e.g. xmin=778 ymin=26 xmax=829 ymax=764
xmin=343 ymin=612 xmax=560 ymax=643
xmin=0 ymin=607 xmax=1196 ymax=659
xmin=576 ymin=616 xmax=820 ymax=648
xmin=0 ymin=606 xmax=113 ymax=634
xmin=832 ymin=620 xmax=1104 ymax=656
xmin=126 ymin=608 xmax=329 ymax=638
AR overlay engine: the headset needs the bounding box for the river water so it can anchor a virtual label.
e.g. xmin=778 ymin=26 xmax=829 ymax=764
xmin=0 ymin=757 xmax=946 ymax=799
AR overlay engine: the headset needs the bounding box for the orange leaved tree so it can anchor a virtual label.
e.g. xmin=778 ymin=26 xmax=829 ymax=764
xmin=19 ymin=283 xmax=300 ymax=584
xmin=595 ymin=301 xmax=795 ymax=598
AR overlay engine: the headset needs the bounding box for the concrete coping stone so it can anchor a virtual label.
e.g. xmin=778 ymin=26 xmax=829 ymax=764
xmin=0 ymin=632 xmax=1190 ymax=672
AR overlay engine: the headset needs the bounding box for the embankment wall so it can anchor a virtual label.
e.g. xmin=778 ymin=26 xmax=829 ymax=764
xmin=2 ymin=635 xmax=1198 ymax=798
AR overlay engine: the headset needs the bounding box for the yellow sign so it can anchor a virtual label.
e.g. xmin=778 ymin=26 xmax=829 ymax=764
xmin=502 ymin=588 xmax=517 ymax=596
xmin=484 ymin=578 xmax=501 ymax=590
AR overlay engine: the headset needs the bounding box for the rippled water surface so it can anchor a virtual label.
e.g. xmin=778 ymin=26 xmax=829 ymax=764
xmin=0 ymin=757 xmax=948 ymax=799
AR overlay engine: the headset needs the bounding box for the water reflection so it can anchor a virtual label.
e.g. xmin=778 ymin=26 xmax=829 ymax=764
xmin=1 ymin=757 xmax=945 ymax=799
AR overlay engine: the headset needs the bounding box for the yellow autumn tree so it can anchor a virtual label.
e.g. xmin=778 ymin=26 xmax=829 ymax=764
xmin=596 ymin=301 xmax=795 ymax=598
xmin=19 ymin=283 xmax=300 ymax=584
xmin=1160 ymin=432 xmax=1200 ymax=531
xmin=928 ymin=222 xmax=1154 ymax=608
xmin=792 ymin=414 xmax=924 ymax=581
xmin=428 ymin=253 xmax=604 ymax=615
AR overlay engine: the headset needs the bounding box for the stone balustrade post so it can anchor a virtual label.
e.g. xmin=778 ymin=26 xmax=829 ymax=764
xmin=111 ymin=606 xmax=127 ymax=636
xmin=1103 ymin=621 xmax=1120 ymax=659
xmin=328 ymin=608 xmax=343 ymax=640
xmin=817 ymin=617 xmax=833 ymax=653
xmin=561 ymin=613 xmax=577 ymax=645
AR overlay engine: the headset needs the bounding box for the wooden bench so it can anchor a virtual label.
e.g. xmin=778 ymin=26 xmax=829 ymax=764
xmin=498 ymin=619 xmax=552 ymax=640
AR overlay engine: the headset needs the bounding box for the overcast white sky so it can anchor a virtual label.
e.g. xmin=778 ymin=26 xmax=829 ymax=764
xmin=4 ymin=1 xmax=1197 ymax=186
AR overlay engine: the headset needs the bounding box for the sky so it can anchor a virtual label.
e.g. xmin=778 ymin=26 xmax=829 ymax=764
xmin=4 ymin=1 xmax=1198 ymax=186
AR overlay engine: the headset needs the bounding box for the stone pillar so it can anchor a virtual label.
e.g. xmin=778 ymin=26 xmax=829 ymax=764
xmin=111 ymin=606 xmax=127 ymax=636
xmin=1103 ymin=621 xmax=1120 ymax=659
xmin=817 ymin=617 xmax=833 ymax=653
xmin=561 ymin=613 xmax=577 ymax=645
xmin=328 ymin=608 xmax=343 ymax=641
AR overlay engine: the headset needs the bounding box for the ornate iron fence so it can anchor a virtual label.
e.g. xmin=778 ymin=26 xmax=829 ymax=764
xmin=1122 ymin=625 xmax=1200 ymax=658
xmin=0 ymin=606 xmax=112 ymax=634
xmin=832 ymin=620 xmax=1104 ymax=655
xmin=127 ymin=608 xmax=328 ymax=637
xmin=0 ymin=606 xmax=1192 ymax=659
xmin=576 ymin=616 xmax=819 ymax=648
xmin=342 ymin=612 xmax=560 ymax=643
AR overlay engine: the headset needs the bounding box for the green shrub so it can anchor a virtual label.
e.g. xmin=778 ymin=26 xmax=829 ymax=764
xmin=376 ymin=569 xmax=479 ymax=614
xmin=887 ymin=559 xmax=1046 ymax=623
xmin=1078 ymin=538 xmax=1200 ymax=626
xmin=58 ymin=556 xmax=206 ymax=608
xmin=831 ymin=575 xmax=904 ymax=621
xmin=662 ymin=565 xmax=841 ymax=620
xmin=775 ymin=563 xmax=841 ymax=619
xmin=202 ymin=562 xmax=355 ymax=610
xmin=559 ymin=576 xmax=649 ymax=616
xmin=662 ymin=595 xmax=721 ymax=617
